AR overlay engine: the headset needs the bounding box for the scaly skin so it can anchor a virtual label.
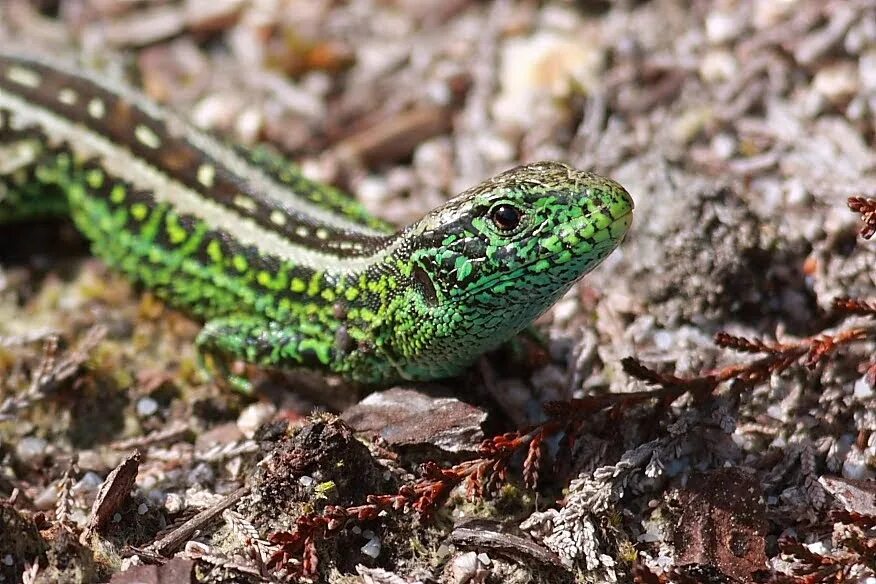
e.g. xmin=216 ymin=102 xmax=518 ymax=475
xmin=0 ymin=51 xmax=634 ymax=384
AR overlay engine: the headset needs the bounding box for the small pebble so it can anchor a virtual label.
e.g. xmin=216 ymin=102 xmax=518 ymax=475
xmin=237 ymin=402 xmax=276 ymax=439
xmin=413 ymin=139 xmax=454 ymax=190
xmin=16 ymin=436 xmax=49 ymax=466
xmin=187 ymin=462 xmax=215 ymax=486
xmin=699 ymin=49 xmax=738 ymax=83
xmin=225 ymin=456 xmax=243 ymax=478
xmin=706 ymin=10 xmax=744 ymax=44
xmin=449 ymin=551 xmax=487 ymax=583
xmin=783 ymin=178 xmax=809 ymax=206
xmin=813 ymin=62 xmax=859 ymax=103
xmin=753 ymin=0 xmax=797 ymax=29
xmin=653 ymin=330 xmax=674 ymax=351
xmin=386 ymin=167 xmax=416 ymax=194
xmin=136 ymin=397 xmax=159 ymax=417
xmin=805 ymin=541 xmax=829 ymax=555
xmin=494 ymin=31 xmax=604 ymax=128
xmin=551 ymin=296 xmax=578 ymax=324
xmin=33 ymin=485 xmax=58 ymax=510
xmin=360 ymin=536 xmax=381 ymax=558
xmin=357 ymin=175 xmax=391 ymax=207
xmin=476 ymin=134 xmax=515 ymax=164
xmin=234 ymin=106 xmax=264 ymax=145
xmin=190 ymin=93 xmax=241 ymax=130
xmin=672 ymin=107 xmax=713 ymax=145
xmin=711 ymin=133 xmax=736 ymax=160
xmin=164 ymin=493 xmax=184 ymax=514
xmin=301 ymin=72 xmax=332 ymax=98
xmin=120 ymin=556 xmax=142 ymax=571
xmin=859 ymin=50 xmax=876 ymax=91
xmin=138 ymin=503 xmax=149 ymax=515
xmin=184 ymin=0 xmax=245 ymax=32
xmin=854 ymin=376 xmax=874 ymax=399
xmin=842 ymin=447 xmax=875 ymax=480
xmin=72 ymin=472 xmax=104 ymax=497
xmin=144 ymin=489 xmax=167 ymax=507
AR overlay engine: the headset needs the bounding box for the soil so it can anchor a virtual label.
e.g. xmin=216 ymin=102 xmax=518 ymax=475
xmin=1 ymin=1 xmax=875 ymax=583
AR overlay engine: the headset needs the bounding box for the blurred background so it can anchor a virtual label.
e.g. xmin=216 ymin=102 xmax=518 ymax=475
xmin=2 ymin=2 xmax=876 ymax=583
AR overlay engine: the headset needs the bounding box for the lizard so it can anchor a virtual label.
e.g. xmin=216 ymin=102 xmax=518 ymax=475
xmin=0 ymin=51 xmax=634 ymax=386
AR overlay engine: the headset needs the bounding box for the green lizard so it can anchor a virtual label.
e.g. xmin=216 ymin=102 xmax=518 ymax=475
xmin=0 ymin=51 xmax=633 ymax=385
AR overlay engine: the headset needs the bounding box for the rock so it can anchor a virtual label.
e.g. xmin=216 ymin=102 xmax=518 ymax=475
xmin=342 ymin=388 xmax=486 ymax=454
xmin=493 ymin=31 xmax=604 ymax=129
xmin=108 ymin=557 xmax=194 ymax=584
xmin=813 ymin=62 xmax=859 ymax=103
xmin=237 ymin=402 xmax=277 ymax=439
xmin=672 ymin=468 xmax=768 ymax=581
xmin=819 ymin=475 xmax=876 ymax=516
xmin=15 ymin=436 xmax=49 ymax=467
xmin=447 ymin=551 xmax=489 ymax=584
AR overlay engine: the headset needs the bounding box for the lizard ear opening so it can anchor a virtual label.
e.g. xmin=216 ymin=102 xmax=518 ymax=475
xmin=412 ymin=263 xmax=438 ymax=306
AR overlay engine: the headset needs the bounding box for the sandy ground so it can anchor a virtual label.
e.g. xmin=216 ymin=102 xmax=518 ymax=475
xmin=1 ymin=1 xmax=876 ymax=582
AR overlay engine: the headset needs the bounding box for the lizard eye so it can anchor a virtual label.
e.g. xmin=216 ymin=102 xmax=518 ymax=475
xmin=489 ymin=204 xmax=522 ymax=231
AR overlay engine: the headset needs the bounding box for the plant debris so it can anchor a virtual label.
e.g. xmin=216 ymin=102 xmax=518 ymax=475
xmin=83 ymin=451 xmax=141 ymax=538
xmin=1 ymin=0 xmax=876 ymax=583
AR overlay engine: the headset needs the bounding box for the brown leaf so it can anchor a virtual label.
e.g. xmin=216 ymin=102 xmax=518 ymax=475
xmin=848 ymin=196 xmax=876 ymax=239
xmin=84 ymin=452 xmax=141 ymax=538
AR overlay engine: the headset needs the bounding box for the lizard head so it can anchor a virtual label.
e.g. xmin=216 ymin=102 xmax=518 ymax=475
xmin=388 ymin=161 xmax=634 ymax=380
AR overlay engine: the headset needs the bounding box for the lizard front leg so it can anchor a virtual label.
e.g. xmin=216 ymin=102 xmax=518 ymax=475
xmin=196 ymin=316 xmax=336 ymax=392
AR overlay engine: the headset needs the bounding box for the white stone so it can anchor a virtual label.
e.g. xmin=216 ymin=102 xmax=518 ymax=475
xmin=15 ymin=436 xmax=48 ymax=465
xmin=72 ymin=472 xmax=104 ymax=497
xmin=164 ymin=493 xmax=186 ymax=515
xmin=236 ymin=402 xmax=276 ymax=438
xmin=136 ymin=397 xmax=159 ymax=417
xmin=361 ymin=536 xmax=381 ymax=558
xmin=753 ymin=0 xmax=798 ymax=29
xmin=854 ymin=376 xmax=874 ymax=399
xmin=813 ymin=62 xmax=859 ymax=102
xmin=860 ymin=50 xmax=876 ymax=91
xmin=494 ymin=31 xmax=604 ymax=129
xmin=842 ymin=447 xmax=875 ymax=480
xmin=700 ymin=49 xmax=738 ymax=83
xmin=706 ymin=10 xmax=744 ymax=44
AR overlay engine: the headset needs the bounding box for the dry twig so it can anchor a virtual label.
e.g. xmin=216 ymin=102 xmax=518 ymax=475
xmin=0 ymin=326 xmax=107 ymax=421
xmin=848 ymin=197 xmax=876 ymax=240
